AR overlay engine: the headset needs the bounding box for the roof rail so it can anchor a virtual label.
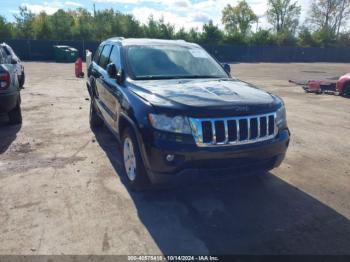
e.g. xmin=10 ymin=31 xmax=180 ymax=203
xmin=107 ymin=37 xmax=125 ymax=41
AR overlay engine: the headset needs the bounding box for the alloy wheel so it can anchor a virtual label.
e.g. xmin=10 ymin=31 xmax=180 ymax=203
xmin=123 ymin=137 xmax=137 ymax=181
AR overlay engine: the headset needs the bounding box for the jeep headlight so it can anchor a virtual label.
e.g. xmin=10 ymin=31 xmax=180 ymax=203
xmin=148 ymin=114 xmax=192 ymax=134
xmin=276 ymin=104 xmax=287 ymax=129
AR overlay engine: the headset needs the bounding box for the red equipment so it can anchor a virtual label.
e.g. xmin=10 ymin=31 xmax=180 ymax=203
xmin=302 ymin=72 xmax=350 ymax=97
xmin=290 ymin=69 xmax=350 ymax=98
xmin=305 ymin=80 xmax=322 ymax=93
xmin=75 ymin=58 xmax=84 ymax=78
xmin=303 ymin=80 xmax=336 ymax=94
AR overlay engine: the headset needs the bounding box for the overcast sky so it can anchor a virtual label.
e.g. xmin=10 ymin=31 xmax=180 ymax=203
xmin=0 ymin=0 xmax=312 ymax=31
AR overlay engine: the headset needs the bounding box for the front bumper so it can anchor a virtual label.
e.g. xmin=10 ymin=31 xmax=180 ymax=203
xmin=0 ymin=92 xmax=19 ymax=113
xmin=143 ymin=128 xmax=290 ymax=184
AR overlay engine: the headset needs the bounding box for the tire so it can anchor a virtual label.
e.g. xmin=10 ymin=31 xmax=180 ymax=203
xmin=89 ymin=99 xmax=103 ymax=128
xmin=121 ymin=127 xmax=150 ymax=190
xmin=19 ymin=72 xmax=25 ymax=88
xmin=8 ymin=96 xmax=22 ymax=125
xmin=342 ymin=83 xmax=350 ymax=98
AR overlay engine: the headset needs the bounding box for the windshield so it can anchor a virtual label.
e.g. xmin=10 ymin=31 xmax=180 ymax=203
xmin=126 ymin=45 xmax=228 ymax=80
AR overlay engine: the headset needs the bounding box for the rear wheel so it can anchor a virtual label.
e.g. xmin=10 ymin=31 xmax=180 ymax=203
xmin=122 ymin=127 xmax=150 ymax=190
xmin=8 ymin=95 xmax=22 ymax=125
xmin=89 ymin=99 xmax=103 ymax=128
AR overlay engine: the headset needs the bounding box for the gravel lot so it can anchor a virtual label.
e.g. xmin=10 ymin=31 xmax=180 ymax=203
xmin=0 ymin=62 xmax=349 ymax=255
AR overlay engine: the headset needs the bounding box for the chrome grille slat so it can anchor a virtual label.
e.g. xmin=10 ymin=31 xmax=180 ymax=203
xmin=247 ymin=118 xmax=251 ymax=140
xmin=211 ymin=120 xmax=216 ymax=144
xmin=189 ymin=113 xmax=277 ymax=147
xmin=224 ymin=120 xmax=229 ymax=143
xmin=236 ymin=119 xmax=240 ymax=142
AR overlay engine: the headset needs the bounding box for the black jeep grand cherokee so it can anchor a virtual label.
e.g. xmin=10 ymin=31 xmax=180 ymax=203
xmin=87 ymin=38 xmax=290 ymax=190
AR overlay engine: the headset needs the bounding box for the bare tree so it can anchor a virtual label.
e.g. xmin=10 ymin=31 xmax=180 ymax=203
xmin=267 ymin=0 xmax=301 ymax=33
xmin=309 ymin=0 xmax=350 ymax=35
xmin=335 ymin=0 xmax=350 ymax=36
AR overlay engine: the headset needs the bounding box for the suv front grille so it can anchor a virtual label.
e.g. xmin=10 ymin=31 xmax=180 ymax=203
xmin=189 ymin=113 xmax=277 ymax=147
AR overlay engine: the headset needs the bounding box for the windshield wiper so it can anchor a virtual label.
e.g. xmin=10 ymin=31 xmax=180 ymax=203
xmin=176 ymin=75 xmax=226 ymax=79
xmin=135 ymin=75 xmax=176 ymax=80
xmin=135 ymin=75 xmax=226 ymax=80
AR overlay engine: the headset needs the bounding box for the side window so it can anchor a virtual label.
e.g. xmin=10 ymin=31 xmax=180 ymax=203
xmin=98 ymin=45 xmax=112 ymax=69
xmin=93 ymin=45 xmax=103 ymax=63
xmin=0 ymin=48 xmax=5 ymax=64
xmin=3 ymin=46 xmax=11 ymax=56
xmin=108 ymin=46 xmax=121 ymax=68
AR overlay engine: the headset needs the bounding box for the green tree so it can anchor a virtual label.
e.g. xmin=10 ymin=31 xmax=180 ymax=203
xmin=143 ymin=16 xmax=175 ymax=39
xmin=223 ymin=32 xmax=248 ymax=44
xmin=275 ymin=30 xmax=297 ymax=45
xmin=32 ymin=12 xmax=52 ymax=39
xmin=49 ymin=9 xmax=74 ymax=40
xmin=201 ymin=20 xmax=223 ymax=44
xmin=187 ymin=28 xmax=200 ymax=43
xmin=14 ymin=6 xmax=35 ymax=39
xmin=0 ymin=15 xmax=12 ymax=39
xmin=4 ymin=4 xmax=350 ymax=47
xmin=93 ymin=9 xmax=114 ymax=41
xmin=120 ymin=15 xmax=144 ymax=38
xmin=298 ymin=27 xmax=317 ymax=47
xmin=250 ymin=29 xmax=276 ymax=45
xmin=71 ymin=8 xmax=94 ymax=40
xmin=312 ymin=27 xmax=337 ymax=47
xmin=158 ymin=19 xmax=175 ymax=39
xmin=174 ymin=27 xmax=188 ymax=40
xmin=267 ymin=0 xmax=301 ymax=33
xmin=336 ymin=31 xmax=350 ymax=47
xmin=222 ymin=1 xmax=258 ymax=36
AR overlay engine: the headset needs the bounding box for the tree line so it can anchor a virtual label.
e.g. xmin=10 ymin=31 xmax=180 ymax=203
xmin=0 ymin=0 xmax=349 ymax=47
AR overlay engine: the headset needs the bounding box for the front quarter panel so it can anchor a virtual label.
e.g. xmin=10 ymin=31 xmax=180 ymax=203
xmin=119 ymin=82 xmax=154 ymax=135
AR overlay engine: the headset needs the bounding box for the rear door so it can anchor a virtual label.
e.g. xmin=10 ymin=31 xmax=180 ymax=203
xmin=94 ymin=44 xmax=115 ymax=129
xmin=102 ymin=45 xmax=123 ymax=131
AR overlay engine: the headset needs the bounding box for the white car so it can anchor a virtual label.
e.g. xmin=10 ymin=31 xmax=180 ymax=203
xmin=0 ymin=45 xmax=22 ymax=125
xmin=0 ymin=43 xmax=25 ymax=88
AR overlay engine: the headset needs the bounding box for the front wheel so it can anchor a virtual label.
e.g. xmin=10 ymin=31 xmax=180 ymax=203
xmin=89 ymin=99 xmax=103 ymax=128
xmin=122 ymin=127 xmax=150 ymax=190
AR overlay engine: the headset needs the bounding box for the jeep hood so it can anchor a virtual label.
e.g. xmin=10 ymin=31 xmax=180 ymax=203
xmin=129 ymin=78 xmax=278 ymax=112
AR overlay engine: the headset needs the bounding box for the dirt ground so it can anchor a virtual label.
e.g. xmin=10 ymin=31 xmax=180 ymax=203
xmin=0 ymin=62 xmax=349 ymax=255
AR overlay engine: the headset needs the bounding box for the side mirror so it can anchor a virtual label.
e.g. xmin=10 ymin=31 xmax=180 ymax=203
xmin=116 ymin=69 xmax=125 ymax=85
xmin=11 ymin=58 xmax=17 ymax=64
xmin=107 ymin=63 xmax=125 ymax=85
xmin=107 ymin=63 xmax=117 ymax=78
xmin=222 ymin=63 xmax=231 ymax=74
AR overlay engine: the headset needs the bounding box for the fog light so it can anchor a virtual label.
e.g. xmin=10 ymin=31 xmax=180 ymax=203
xmin=166 ymin=154 xmax=175 ymax=162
